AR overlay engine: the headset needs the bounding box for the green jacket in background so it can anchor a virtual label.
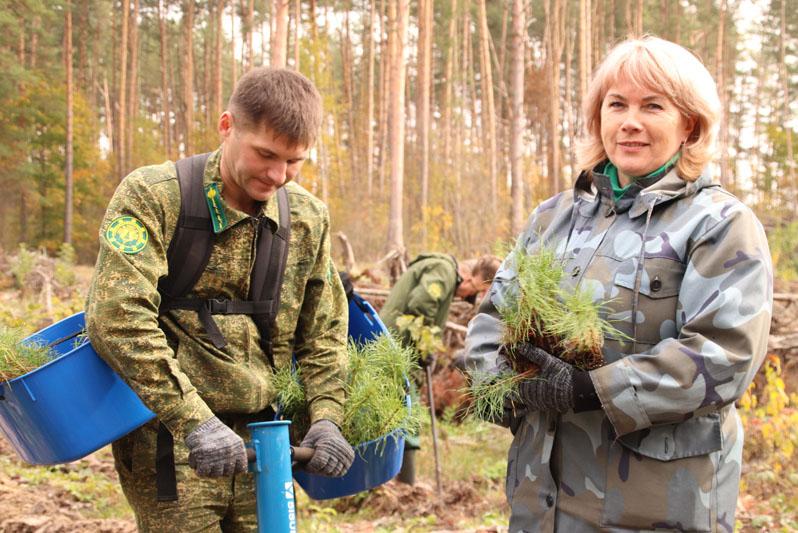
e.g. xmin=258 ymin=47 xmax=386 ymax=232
xmin=380 ymin=253 xmax=460 ymax=347
xmin=85 ymin=148 xmax=348 ymax=442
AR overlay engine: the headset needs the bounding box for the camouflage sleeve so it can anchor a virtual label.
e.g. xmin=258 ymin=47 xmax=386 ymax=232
xmin=404 ymin=264 xmax=456 ymax=326
xmin=292 ymin=208 xmax=348 ymax=426
xmin=591 ymin=203 xmax=773 ymax=437
xmin=85 ymin=168 xmax=214 ymax=441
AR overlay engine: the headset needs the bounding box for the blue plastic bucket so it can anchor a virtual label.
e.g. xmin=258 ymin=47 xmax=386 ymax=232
xmin=291 ymin=292 xmax=408 ymax=500
xmin=0 ymin=312 xmax=156 ymax=464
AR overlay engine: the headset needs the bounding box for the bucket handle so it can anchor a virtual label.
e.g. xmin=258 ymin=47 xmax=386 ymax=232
xmin=246 ymin=445 xmax=314 ymax=466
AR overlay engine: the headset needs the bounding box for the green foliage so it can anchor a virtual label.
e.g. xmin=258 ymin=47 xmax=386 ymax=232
xmin=0 ymin=325 xmax=54 ymax=381
xmin=466 ymin=368 xmax=523 ymax=424
xmin=274 ymin=334 xmax=421 ymax=448
xmin=769 ymin=220 xmax=798 ymax=280
xmin=54 ymin=242 xmax=76 ymax=288
xmin=395 ymin=314 xmax=443 ymax=358
xmin=10 ymin=244 xmax=37 ymax=289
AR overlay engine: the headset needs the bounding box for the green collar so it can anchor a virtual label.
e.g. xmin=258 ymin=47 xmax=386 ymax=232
xmin=604 ymin=152 xmax=681 ymax=202
xmin=203 ymin=148 xmax=282 ymax=233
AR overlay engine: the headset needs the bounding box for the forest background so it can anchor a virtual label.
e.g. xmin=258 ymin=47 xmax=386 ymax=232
xmin=1 ymin=0 xmax=796 ymax=269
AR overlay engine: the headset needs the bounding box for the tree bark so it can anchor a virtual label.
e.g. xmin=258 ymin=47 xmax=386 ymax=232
xmin=386 ymin=0 xmax=409 ymax=254
xmin=116 ymin=0 xmax=129 ymax=178
xmin=64 ymin=1 xmax=74 ymax=245
xmin=510 ymin=0 xmax=525 ymax=236
xmin=159 ymin=0 xmax=173 ymax=158
xmin=182 ymin=0 xmax=195 ymax=156
xmin=780 ymin=0 xmax=795 ymax=198
xmin=715 ymin=0 xmax=729 ymax=187
xmin=417 ymin=0 xmax=433 ymax=245
xmin=126 ymin=0 xmax=139 ymax=169
xmin=271 ymin=0 xmax=289 ymax=68
xmin=365 ymin=0 xmax=376 ymax=196
xmin=545 ymin=0 xmax=565 ymax=196
xmin=477 ymin=0 xmax=498 ymax=215
xmin=214 ymin=0 xmax=224 ymax=123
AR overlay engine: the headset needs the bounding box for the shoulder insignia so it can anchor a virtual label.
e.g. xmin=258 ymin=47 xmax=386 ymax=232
xmin=204 ymin=183 xmax=229 ymax=233
xmin=106 ymin=216 xmax=148 ymax=254
xmin=426 ymin=281 xmax=443 ymax=300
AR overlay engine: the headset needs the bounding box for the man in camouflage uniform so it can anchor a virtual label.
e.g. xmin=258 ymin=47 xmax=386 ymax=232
xmin=86 ymin=68 xmax=353 ymax=531
xmin=380 ymin=253 xmax=499 ymax=484
xmin=465 ymin=37 xmax=772 ymax=532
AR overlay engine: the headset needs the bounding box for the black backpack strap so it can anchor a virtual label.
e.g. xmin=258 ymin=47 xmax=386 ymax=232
xmin=159 ymin=153 xmax=214 ymax=299
xmin=248 ymin=187 xmax=291 ymax=367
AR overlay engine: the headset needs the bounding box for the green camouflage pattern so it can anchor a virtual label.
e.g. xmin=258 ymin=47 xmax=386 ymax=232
xmin=465 ymin=166 xmax=772 ymax=532
xmin=86 ymin=148 xmax=348 ymax=443
xmin=379 ymin=253 xmax=459 ymax=347
xmin=112 ymin=418 xmax=258 ymax=532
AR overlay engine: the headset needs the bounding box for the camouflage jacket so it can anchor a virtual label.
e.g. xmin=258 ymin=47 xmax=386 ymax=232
xmin=465 ymin=166 xmax=772 ymax=532
xmin=380 ymin=253 xmax=459 ymax=347
xmin=86 ymin=149 xmax=348 ymax=441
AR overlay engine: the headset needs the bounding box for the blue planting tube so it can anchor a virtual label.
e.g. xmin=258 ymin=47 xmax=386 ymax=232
xmin=247 ymin=421 xmax=297 ymax=533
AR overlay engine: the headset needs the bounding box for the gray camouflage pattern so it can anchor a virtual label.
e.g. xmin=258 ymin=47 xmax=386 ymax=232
xmin=465 ymin=166 xmax=772 ymax=532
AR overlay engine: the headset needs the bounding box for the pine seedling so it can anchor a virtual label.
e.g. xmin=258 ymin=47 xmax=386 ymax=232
xmin=466 ymin=368 xmax=527 ymax=423
xmin=0 ymin=327 xmax=54 ymax=382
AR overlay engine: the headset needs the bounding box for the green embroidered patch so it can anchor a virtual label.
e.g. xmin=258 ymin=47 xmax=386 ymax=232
xmin=204 ymin=183 xmax=228 ymax=233
xmin=106 ymin=216 xmax=148 ymax=254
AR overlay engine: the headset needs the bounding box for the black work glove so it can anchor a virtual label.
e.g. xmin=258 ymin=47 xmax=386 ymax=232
xmin=300 ymin=420 xmax=355 ymax=477
xmin=185 ymin=416 xmax=248 ymax=477
xmin=514 ymin=343 xmax=576 ymax=414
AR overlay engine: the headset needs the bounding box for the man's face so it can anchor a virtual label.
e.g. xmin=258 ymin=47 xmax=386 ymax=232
xmin=219 ymin=112 xmax=309 ymax=212
xmin=456 ymin=273 xmax=486 ymax=300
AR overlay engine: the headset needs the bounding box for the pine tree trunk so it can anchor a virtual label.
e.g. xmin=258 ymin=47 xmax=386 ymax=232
xmin=417 ymin=0 xmax=433 ymax=246
xmin=715 ymin=0 xmax=729 ymax=187
xmin=64 ymin=1 xmax=74 ymax=245
xmin=272 ymin=0 xmax=289 ymax=68
xmin=214 ymin=0 xmax=224 ymax=123
xmin=545 ymin=0 xmax=565 ymax=196
xmin=159 ymin=0 xmax=173 ymax=158
xmin=442 ymin=0 xmax=457 ymax=168
xmin=182 ymin=0 xmax=194 ymax=156
xmin=780 ymin=0 xmax=795 ymax=198
xmin=510 ymin=0 xmax=525 ymax=236
xmin=117 ymin=0 xmax=129 ymax=178
xmin=126 ymin=0 xmax=139 ymax=169
xmin=231 ymin=5 xmax=237 ymax=83
xmin=294 ymin=0 xmax=301 ymax=68
xmin=477 ymin=0 xmax=498 ymax=215
xmin=386 ymin=0 xmax=408 ymax=254
xmin=365 ymin=0 xmax=376 ymax=196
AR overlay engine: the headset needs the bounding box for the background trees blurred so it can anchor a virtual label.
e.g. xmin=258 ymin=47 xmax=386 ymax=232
xmin=0 ymin=0 xmax=794 ymax=266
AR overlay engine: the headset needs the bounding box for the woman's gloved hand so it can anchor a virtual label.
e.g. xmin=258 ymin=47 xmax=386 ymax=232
xmin=300 ymin=420 xmax=355 ymax=477
xmin=514 ymin=343 xmax=576 ymax=413
xmin=184 ymin=416 xmax=248 ymax=477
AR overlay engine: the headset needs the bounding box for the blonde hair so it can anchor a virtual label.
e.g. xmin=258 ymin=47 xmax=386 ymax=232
xmin=576 ymin=36 xmax=721 ymax=182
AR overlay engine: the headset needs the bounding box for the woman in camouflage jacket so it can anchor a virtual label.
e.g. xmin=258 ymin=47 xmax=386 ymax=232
xmin=465 ymin=36 xmax=772 ymax=532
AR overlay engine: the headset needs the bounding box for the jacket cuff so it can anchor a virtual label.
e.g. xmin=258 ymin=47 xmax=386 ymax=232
xmin=308 ymin=398 xmax=344 ymax=427
xmin=158 ymin=392 xmax=215 ymax=442
xmin=591 ymin=359 xmax=651 ymax=437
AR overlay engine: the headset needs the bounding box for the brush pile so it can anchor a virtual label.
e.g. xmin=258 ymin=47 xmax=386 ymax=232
xmin=275 ymin=334 xmax=422 ymax=447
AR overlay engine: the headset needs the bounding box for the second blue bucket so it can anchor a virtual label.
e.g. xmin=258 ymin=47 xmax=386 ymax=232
xmin=292 ymin=293 xmax=407 ymax=500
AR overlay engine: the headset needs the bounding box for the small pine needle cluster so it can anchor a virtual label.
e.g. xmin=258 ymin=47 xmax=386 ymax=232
xmin=468 ymin=243 xmax=625 ymax=421
xmin=0 ymin=327 xmax=56 ymax=382
xmin=274 ymin=334 xmax=421 ymax=449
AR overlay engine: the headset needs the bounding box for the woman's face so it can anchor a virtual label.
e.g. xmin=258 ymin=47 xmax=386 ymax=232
xmin=600 ymin=77 xmax=695 ymax=186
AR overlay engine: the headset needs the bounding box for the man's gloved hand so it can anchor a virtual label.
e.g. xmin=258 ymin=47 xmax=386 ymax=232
xmin=184 ymin=416 xmax=247 ymax=477
xmin=300 ymin=420 xmax=355 ymax=477
xmin=514 ymin=343 xmax=575 ymax=413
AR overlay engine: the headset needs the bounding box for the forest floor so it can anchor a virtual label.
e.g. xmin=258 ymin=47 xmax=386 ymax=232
xmin=0 ymin=267 xmax=796 ymax=532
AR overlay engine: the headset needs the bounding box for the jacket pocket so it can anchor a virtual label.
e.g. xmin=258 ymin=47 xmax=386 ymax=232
xmin=612 ymin=257 xmax=685 ymax=345
xmin=600 ymin=414 xmax=721 ymax=531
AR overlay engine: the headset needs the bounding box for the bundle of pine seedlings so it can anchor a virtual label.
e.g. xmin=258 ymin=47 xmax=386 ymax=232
xmin=468 ymin=245 xmax=624 ymax=422
xmin=274 ymin=334 xmax=422 ymax=450
xmin=0 ymin=326 xmax=55 ymax=382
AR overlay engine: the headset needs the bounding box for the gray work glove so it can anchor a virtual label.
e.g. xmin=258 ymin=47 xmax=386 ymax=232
xmin=514 ymin=343 xmax=575 ymax=413
xmin=300 ymin=419 xmax=355 ymax=477
xmin=184 ymin=416 xmax=248 ymax=477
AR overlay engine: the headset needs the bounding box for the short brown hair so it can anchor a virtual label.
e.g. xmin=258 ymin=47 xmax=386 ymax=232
xmin=472 ymin=255 xmax=502 ymax=283
xmin=228 ymin=67 xmax=322 ymax=147
xmin=576 ymin=36 xmax=720 ymax=182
